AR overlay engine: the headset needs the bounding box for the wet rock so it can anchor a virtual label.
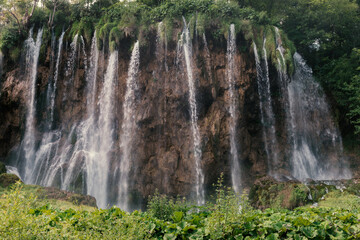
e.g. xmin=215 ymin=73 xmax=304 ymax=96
xmin=0 ymin=173 xmax=21 ymax=188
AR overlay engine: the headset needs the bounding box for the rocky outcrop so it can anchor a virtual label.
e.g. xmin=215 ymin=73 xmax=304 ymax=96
xmin=249 ymin=176 xmax=360 ymax=210
xmin=0 ymin=173 xmax=21 ymax=187
xmin=38 ymin=187 xmax=97 ymax=207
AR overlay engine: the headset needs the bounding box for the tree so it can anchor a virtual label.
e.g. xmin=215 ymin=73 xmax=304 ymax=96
xmin=0 ymin=0 xmax=39 ymax=32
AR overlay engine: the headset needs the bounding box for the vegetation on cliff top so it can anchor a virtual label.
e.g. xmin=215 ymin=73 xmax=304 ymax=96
xmin=1 ymin=0 xmax=359 ymax=140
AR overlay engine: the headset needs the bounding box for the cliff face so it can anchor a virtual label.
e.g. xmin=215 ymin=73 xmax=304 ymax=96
xmin=0 ymin=26 xmax=356 ymax=209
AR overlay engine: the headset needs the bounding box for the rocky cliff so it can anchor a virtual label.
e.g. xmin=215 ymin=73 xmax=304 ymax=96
xmin=0 ymin=24 xmax=356 ymax=210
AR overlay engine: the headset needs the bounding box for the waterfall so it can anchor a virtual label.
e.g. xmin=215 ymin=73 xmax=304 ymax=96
xmin=87 ymin=50 xmax=117 ymax=208
xmin=30 ymin=31 xmax=65 ymax=185
xmin=80 ymin=36 xmax=88 ymax=73
xmin=253 ymin=40 xmax=279 ymax=176
xmin=65 ymin=34 xmax=78 ymax=77
xmin=118 ymin=42 xmax=140 ymax=211
xmin=274 ymin=27 xmax=286 ymax=72
xmin=85 ymin=31 xmax=99 ymax=117
xmin=227 ymin=24 xmax=242 ymax=193
xmin=23 ymin=28 xmax=43 ymax=183
xmin=274 ymin=27 xmax=288 ymax=85
xmin=181 ymin=18 xmax=204 ymax=205
xmin=62 ymin=46 xmax=113 ymax=208
xmin=81 ymin=32 xmax=102 ymax=207
xmin=288 ymin=53 xmax=351 ymax=180
xmin=50 ymin=30 xmax=65 ymax=126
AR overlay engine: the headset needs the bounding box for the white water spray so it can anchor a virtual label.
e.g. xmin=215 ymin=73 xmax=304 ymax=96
xmin=288 ymin=53 xmax=351 ymax=180
xmin=253 ymin=39 xmax=279 ymax=176
xmin=118 ymin=42 xmax=140 ymax=211
xmin=50 ymin=31 xmax=65 ymax=125
xmin=66 ymin=34 xmax=78 ymax=77
xmin=23 ymin=28 xmax=43 ymax=182
xmin=227 ymin=24 xmax=242 ymax=193
xmin=181 ymin=18 xmax=204 ymax=205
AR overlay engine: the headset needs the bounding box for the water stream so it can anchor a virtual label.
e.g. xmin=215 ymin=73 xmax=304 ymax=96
xmin=23 ymin=28 xmax=44 ymax=183
xmin=253 ymin=39 xmax=279 ymax=176
xmin=181 ymin=18 xmax=205 ymax=205
xmin=118 ymin=42 xmax=140 ymax=211
xmin=227 ymin=24 xmax=242 ymax=193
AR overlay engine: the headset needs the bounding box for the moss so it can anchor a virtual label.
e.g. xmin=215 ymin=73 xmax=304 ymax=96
xmin=280 ymin=30 xmax=296 ymax=76
xmin=318 ymin=191 xmax=360 ymax=210
xmin=264 ymin=27 xmax=277 ymax=67
xmin=344 ymin=179 xmax=360 ymax=196
xmin=188 ymin=15 xmax=196 ymax=40
xmin=163 ymin=18 xmax=174 ymax=43
xmin=196 ymin=13 xmax=207 ymax=37
xmin=9 ymin=47 xmax=21 ymax=63
xmin=249 ymin=177 xmax=315 ymax=210
xmin=0 ymin=162 xmax=6 ymax=174
xmin=288 ymin=185 xmax=308 ymax=209
xmin=0 ymin=173 xmax=21 ymax=188
xmin=240 ymin=20 xmax=253 ymax=41
xmin=98 ymin=22 xmax=117 ymax=43
xmin=109 ymin=26 xmax=123 ymax=51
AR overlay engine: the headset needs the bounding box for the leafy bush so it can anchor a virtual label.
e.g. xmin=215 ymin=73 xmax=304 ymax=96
xmin=147 ymin=190 xmax=189 ymax=221
xmin=1 ymin=180 xmax=360 ymax=239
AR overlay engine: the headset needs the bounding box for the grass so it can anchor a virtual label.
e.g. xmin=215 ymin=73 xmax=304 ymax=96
xmin=317 ymin=190 xmax=360 ymax=210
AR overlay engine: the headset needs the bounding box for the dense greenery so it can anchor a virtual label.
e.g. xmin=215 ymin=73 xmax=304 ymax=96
xmin=1 ymin=180 xmax=360 ymax=239
xmin=244 ymin=0 xmax=360 ymax=140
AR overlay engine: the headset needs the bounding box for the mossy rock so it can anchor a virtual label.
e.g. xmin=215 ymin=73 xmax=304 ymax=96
xmin=0 ymin=173 xmax=21 ymax=188
xmin=344 ymin=178 xmax=360 ymax=196
xmin=38 ymin=187 xmax=97 ymax=207
xmin=249 ymin=176 xmax=311 ymax=210
xmin=0 ymin=162 xmax=6 ymax=174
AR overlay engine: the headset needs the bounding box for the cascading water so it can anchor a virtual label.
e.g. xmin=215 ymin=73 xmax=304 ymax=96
xmin=85 ymin=31 xmax=99 ymax=113
xmin=181 ymin=18 xmax=204 ymax=205
xmin=29 ymin=31 xmax=65 ymax=185
xmin=66 ymin=34 xmax=78 ymax=77
xmin=253 ymin=40 xmax=279 ymax=176
xmin=62 ymin=43 xmax=112 ymax=209
xmin=50 ymin=30 xmax=65 ymax=125
xmin=22 ymin=28 xmax=43 ymax=183
xmin=227 ymin=24 xmax=242 ymax=193
xmin=287 ymin=53 xmax=351 ymax=180
xmin=118 ymin=42 xmax=140 ymax=211
xmin=274 ymin=27 xmax=286 ymax=73
xmin=80 ymin=36 xmax=88 ymax=73
xmin=4 ymin=22 xmax=354 ymax=212
xmin=85 ymin=49 xmax=117 ymax=208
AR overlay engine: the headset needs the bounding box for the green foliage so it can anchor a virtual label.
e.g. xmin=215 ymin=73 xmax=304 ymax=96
xmin=2 ymin=180 xmax=360 ymax=239
xmin=92 ymin=0 xmax=272 ymax=50
xmin=0 ymin=25 xmax=25 ymax=63
xmin=319 ymin=49 xmax=360 ymax=136
xmin=147 ymin=190 xmax=189 ymax=222
xmin=318 ymin=191 xmax=360 ymax=210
